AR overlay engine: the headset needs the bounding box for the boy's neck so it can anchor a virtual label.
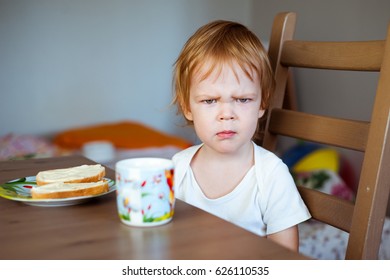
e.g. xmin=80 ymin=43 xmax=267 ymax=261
xmin=190 ymin=142 xmax=255 ymax=199
xmin=195 ymin=141 xmax=254 ymax=167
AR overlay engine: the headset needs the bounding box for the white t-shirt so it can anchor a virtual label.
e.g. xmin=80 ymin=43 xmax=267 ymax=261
xmin=172 ymin=142 xmax=311 ymax=236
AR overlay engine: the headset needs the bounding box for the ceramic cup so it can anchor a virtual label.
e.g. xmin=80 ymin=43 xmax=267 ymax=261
xmin=115 ymin=158 xmax=175 ymax=227
xmin=82 ymin=141 xmax=115 ymax=163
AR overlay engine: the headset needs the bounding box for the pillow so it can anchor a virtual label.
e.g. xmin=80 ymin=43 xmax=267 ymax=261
xmin=281 ymin=142 xmax=357 ymax=198
xmin=293 ymin=169 xmax=355 ymax=202
xmin=0 ymin=133 xmax=59 ymax=160
xmin=53 ymin=121 xmax=192 ymax=150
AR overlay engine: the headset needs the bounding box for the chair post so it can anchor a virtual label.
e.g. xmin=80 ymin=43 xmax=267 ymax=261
xmin=346 ymin=24 xmax=390 ymax=259
xmin=262 ymin=12 xmax=296 ymax=151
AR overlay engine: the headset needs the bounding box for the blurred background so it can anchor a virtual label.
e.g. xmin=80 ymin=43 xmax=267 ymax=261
xmin=1 ymin=0 xmax=390 ymax=174
xmin=2 ymin=0 xmax=390 ymax=256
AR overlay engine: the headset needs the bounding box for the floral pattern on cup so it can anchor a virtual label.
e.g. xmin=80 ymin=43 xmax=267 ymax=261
xmin=115 ymin=158 xmax=174 ymax=226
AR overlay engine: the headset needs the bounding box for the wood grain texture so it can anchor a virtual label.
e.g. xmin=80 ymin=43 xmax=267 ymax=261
xmin=0 ymin=156 xmax=308 ymax=260
xmin=261 ymin=11 xmax=390 ymax=259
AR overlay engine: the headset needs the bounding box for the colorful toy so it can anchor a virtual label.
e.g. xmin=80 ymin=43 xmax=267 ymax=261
xmin=282 ymin=142 xmax=357 ymax=197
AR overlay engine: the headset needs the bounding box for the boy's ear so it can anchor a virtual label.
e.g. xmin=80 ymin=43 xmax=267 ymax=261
xmin=179 ymin=99 xmax=193 ymax=121
xmin=184 ymin=109 xmax=193 ymax=121
xmin=258 ymin=109 xmax=265 ymax=119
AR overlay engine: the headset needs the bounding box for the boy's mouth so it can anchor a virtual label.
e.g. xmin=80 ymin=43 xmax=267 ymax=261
xmin=216 ymin=130 xmax=236 ymax=139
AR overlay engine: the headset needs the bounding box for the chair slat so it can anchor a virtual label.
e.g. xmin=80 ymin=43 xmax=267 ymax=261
xmin=297 ymin=186 xmax=355 ymax=232
xmin=281 ymin=40 xmax=385 ymax=71
xmin=261 ymin=11 xmax=390 ymax=259
xmin=268 ymin=109 xmax=369 ymax=152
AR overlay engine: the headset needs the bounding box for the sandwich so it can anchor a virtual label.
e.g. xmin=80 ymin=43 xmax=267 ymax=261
xmin=36 ymin=164 xmax=105 ymax=185
xmin=31 ymin=180 xmax=109 ymax=199
xmin=32 ymin=164 xmax=108 ymax=199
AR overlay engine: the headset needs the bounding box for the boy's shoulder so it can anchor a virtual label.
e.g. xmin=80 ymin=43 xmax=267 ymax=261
xmin=172 ymin=144 xmax=202 ymax=188
xmin=253 ymin=142 xmax=288 ymax=175
xmin=172 ymin=144 xmax=202 ymax=163
xmin=253 ymin=142 xmax=282 ymax=161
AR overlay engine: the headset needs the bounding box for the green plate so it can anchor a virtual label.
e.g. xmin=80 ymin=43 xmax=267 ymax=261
xmin=0 ymin=176 xmax=115 ymax=207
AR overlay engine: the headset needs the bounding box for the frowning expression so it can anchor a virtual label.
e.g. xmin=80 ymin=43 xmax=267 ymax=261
xmin=185 ymin=61 xmax=264 ymax=154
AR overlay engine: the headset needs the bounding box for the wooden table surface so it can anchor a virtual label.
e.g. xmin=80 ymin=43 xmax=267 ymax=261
xmin=0 ymin=155 xmax=308 ymax=260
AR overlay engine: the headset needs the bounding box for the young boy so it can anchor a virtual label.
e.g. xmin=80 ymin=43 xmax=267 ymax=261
xmin=172 ymin=20 xmax=310 ymax=251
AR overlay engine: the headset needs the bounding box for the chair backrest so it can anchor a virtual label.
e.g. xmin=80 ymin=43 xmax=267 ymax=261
xmin=260 ymin=12 xmax=390 ymax=259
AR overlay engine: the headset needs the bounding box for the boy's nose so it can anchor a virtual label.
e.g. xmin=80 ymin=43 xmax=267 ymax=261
xmin=218 ymin=103 xmax=236 ymax=120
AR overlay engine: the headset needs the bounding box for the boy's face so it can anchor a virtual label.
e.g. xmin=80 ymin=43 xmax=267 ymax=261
xmin=185 ymin=61 xmax=264 ymax=154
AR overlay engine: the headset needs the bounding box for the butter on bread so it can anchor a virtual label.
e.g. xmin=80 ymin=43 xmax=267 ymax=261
xmin=36 ymin=164 xmax=105 ymax=186
xmin=33 ymin=164 xmax=108 ymax=199
xmin=31 ymin=180 xmax=109 ymax=199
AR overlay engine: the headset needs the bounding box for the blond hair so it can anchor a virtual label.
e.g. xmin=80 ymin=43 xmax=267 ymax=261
xmin=173 ymin=20 xmax=275 ymax=123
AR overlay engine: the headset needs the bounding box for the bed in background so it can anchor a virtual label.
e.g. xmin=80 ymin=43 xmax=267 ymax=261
xmin=1 ymin=122 xmax=389 ymax=259
xmin=281 ymin=142 xmax=390 ymax=259
xmin=0 ymin=121 xmax=191 ymax=169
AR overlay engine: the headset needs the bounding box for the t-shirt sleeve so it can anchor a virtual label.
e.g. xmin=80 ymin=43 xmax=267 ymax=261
xmin=260 ymin=160 xmax=311 ymax=235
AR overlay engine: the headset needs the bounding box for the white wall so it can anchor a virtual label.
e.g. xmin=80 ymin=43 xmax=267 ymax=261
xmin=251 ymin=0 xmax=390 ymax=126
xmin=250 ymin=0 xmax=390 ymax=186
xmin=1 ymin=0 xmax=389 ymax=151
xmin=0 ymin=0 xmax=252 ymax=142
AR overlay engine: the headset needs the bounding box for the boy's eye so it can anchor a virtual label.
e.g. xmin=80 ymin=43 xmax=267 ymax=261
xmin=202 ymin=99 xmax=216 ymax=104
xmin=237 ymin=98 xmax=251 ymax=103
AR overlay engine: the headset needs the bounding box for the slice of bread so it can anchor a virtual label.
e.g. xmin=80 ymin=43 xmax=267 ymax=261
xmin=36 ymin=164 xmax=105 ymax=186
xmin=31 ymin=180 xmax=109 ymax=199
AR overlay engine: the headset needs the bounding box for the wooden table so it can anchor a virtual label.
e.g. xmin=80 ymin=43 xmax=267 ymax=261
xmin=0 ymin=155 xmax=308 ymax=260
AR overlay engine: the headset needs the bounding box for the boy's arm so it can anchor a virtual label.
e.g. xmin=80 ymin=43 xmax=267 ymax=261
xmin=267 ymin=225 xmax=299 ymax=252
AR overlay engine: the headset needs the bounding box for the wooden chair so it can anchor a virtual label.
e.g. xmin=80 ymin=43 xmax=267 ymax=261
xmin=260 ymin=12 xmax=390 ymax=259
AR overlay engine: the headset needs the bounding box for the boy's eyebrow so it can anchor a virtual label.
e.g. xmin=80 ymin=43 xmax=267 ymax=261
xmin=194 ymin=93 xmax=219 ymax=99
xmin=194 ymin=92 xmax=259 ymax=100
xmin=236 ymin=93 xmax=259 ymax=99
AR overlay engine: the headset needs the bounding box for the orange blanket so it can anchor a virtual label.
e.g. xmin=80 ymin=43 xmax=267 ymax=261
xmin=54 ymin=121 xmax=191 ymax=150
